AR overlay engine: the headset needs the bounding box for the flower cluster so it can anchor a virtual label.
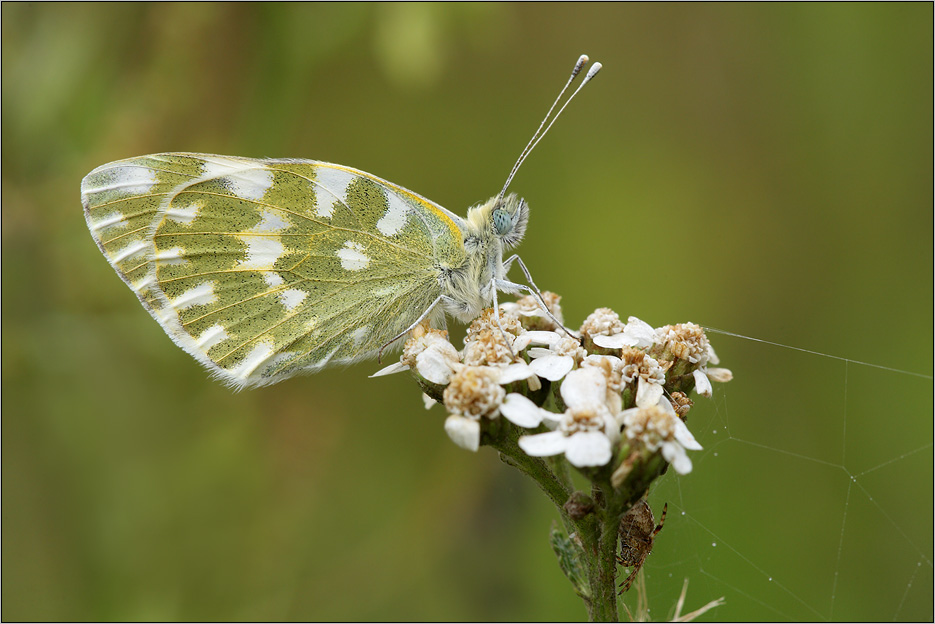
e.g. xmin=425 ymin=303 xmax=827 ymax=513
xmin=373 ymin=293 xmax=732 ymax=484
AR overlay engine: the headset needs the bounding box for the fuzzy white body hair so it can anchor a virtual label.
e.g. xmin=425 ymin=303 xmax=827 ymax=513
xmin=438 ymin=194 xmax=529 ymax=322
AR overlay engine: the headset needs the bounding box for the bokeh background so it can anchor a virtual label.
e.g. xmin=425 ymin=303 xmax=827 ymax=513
xmin=3 ymin=3 xmax=932 ymax=621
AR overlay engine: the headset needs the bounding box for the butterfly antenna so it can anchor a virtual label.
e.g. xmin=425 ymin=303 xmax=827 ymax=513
xmin=497 ymin=54 xmax=601 ymax=201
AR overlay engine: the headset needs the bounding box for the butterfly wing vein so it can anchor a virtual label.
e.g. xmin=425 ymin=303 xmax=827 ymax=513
xmin=82 ymin=153 xmax=467 ymax=388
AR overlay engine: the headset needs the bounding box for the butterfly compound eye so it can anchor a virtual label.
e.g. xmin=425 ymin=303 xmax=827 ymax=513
xmin=492 ymin=208 xmax=512 ymax=237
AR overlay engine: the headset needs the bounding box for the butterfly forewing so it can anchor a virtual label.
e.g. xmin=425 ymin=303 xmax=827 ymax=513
xmin=82 ymin=153 xmax=466 ymax=388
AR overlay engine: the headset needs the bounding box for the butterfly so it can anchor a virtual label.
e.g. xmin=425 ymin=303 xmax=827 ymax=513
xmin=81 ymin=56 xmax=600 ymax=390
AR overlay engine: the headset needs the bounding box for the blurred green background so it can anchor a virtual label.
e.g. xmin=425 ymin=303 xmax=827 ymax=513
xmin=3 ymin=3 xmax=932 ymax=621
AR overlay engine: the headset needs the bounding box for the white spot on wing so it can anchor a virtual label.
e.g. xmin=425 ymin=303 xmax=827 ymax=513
xmin=372 ymin=284 xmax=399 ymax=297
xmin=263 ymin=271 xmax=285 ymax=287
xmin=90 ymin=211 xmax=127 ymax=232
xmin=110 ymin=240 xmax=148 ymax=263
xmin=195 ymin=324 xmax=230 ymax=350
xmin=336 ymin=240 xmax=370 ymax=271
xmin=131 ymin=273 xmax=156 ymax=293
xmin=227 ymin=169 xmax=274 ymax=200
xmin=83 ymin=165 xmax=157 ymax=198
xmin=238 ymin=236 xmax=285 ymax=270
xmin=154 ymin=247 xmax=186 ymax=265
xmin=313 ymin=167 xmax=356 ymax=219
xmin=267 ymin=351 xmax=298 ymax=370
xmin=278 ymin=288 xmax=308 ymax=311
xmin=152 ymin=301 xmax=178 ymax=327
xmin=229 ymin=341 xmax=276 ymax=380
xmin=304 ymin=346 xmax=340 ymax=371
xmin=202 ymin=157 xmax=249 ymax=176
xmin=376 ymin=193 xmax=409 ymax=236
xmin=165 ymin=201 xmax=201 ymax=224
xmin=254 ymin=210 xmax=291 ymax=233
xmin=350 ymin=325 xmax=370 ymax=346
xmin=170 ymin=281 xmax=217 ymax=310
xmin=203 ymin=158 xmax=274 ymax=201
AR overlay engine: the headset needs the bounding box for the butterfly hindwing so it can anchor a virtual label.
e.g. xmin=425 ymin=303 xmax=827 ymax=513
xmin=82 ymin=153 xmax=467 ymax=388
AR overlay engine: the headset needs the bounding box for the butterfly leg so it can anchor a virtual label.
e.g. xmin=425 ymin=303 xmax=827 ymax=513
xmin=377 ymin=294 xmax=446 ymax=363
xmin=500 ymin=254 xmax=577 ymax=340
xmin=489 ymin=282 xmax=517 ymax=358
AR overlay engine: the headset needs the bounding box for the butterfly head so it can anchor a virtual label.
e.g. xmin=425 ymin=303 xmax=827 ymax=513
xmin=466 ymin=193 xmax=529 ymax=252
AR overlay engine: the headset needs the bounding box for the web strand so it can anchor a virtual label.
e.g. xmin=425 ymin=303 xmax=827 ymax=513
xmin=703 ymin=326 xmax=933 ymax=379
xmin=641 ymin=324 xmax=931 ymax=620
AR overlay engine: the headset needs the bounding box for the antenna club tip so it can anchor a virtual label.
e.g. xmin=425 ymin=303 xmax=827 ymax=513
xmin=584 ymin=62 xmax=602 ymax=80
xmin=572 ymin=54 xmax=589 ymax=76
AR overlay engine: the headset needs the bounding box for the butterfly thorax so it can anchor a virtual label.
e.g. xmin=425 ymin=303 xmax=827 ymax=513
xmin=439 ymin=194 xmax=529 ymax=322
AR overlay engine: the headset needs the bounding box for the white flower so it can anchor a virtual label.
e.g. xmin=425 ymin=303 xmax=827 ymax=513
xmin=440 ymin=362 xmax=539 ymax=451
xmin=413 ymin=335 xmax=462 ymax=384
xmin=650 ymin=323 xmax=732 ymax=398
xmin=369 ymin=361 xmax=410 ymax=378
xmin=654 ymin=322 xmax=708 ymax=364
xmin=692 ymin=369 xmax=713 ymax=398
xmin=597 ymin=349 xmax=667 ymax=409
xmin=627 ymin=353 xmax=666 ymax=408
xmin=580 ymin=307 xmax=625 ymax=339
xmin=592 ymin=316 xmax=656 ymax=350
xmin=517 ymin=368 xmax=620 ymax=467
xmin=370 ymin=327 xmax=460 ymax=384
xmin=499 ymin=393 xmax=562 ymax=428
xmin=444 ymin=415 xmax=481 ymax=452
xmin=500 ymin=291 xmax=565 ymax=332
xmin=695 ymin=343 xmax=733 ymax=397
xmin=526 ymin=331 xmax=586 ymax=381
xmin=463 ymin=309 xmax=529 ymax=366
xmin=619 ymin=398 xmax=702 ymax=475
xmin=442 ymin=366 xmax=504 ymax=452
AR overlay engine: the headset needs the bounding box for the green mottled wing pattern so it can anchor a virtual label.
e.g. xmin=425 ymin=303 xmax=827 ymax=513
xmin=82 ymin=153 xmax=467 ymax=388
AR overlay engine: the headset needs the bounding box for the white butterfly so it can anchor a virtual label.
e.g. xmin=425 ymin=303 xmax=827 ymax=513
xmin=82 ymin=56 xmax=600 ymax=389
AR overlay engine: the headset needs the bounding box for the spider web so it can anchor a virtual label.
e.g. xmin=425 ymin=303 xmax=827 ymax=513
xmin=629 ymin=330 xmax=933 ymax=622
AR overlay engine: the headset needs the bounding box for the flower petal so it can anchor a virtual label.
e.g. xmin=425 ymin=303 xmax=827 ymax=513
xmin=565 ymin=431 xmax=612 ymax=467
xmin=501 ymin=393 xmax=547 ymax=428
xmin=707 ymin=345 xmax=720 ymax=365
xmin=415 ymin=343 xmax=460 ymax=384
xmin=560 ymin=367 xmax=606 ymax=409
xmin=592 ymin=333 xmax=629 ymax=349
xmin=526 ymin=330 xmax=562 ymax=347
xmin=618 ymin=406 xmax=640 ymax=427
xmin=512 ymin=333 xmax=532 ymax=352
xmin=444 ymin=415 xmax=480 ymax=452
xmin=497 ymin=362 xmax=536 ymax=384
xmin=636 ymin=377 xmax=664 ymax=408
xmin=662 ymin=441 xmax=693 ymax=474
xmin=584 ymin=353 xmax=622 ymax=367
xmin=369 ymin=361 xmax=409 ymax=377
xmin=706 ymin=367 xmax=733 ymax=383
xmin=518 ymin=430 xmax=568 ymax=457
xmin=672 ymin=416 xmax=703 ymax=451
xmin=529 ymin=354 xmax=574 ymax=381
xmin=693 ymin=369 xmax=713 ymax=397
xmin=422 ymin=393 xmax=436 ymax=410
xmin=624 ymin=316 xmax=656 ymax=348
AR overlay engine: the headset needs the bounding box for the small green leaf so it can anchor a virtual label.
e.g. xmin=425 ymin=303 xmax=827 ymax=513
xmin=549 ymin=524 xmax=591 ymax=600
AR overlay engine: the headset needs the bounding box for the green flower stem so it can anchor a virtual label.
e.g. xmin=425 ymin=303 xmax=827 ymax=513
xmin=487 ymin=424 xmax=621 ymax=621
xmin=486 ymin=424 xmax=571 ymax=514
xmin=484 ymin=419 xmax=679 ymax=621
xmin=585 ymin=484 xmax=627 ymax=622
